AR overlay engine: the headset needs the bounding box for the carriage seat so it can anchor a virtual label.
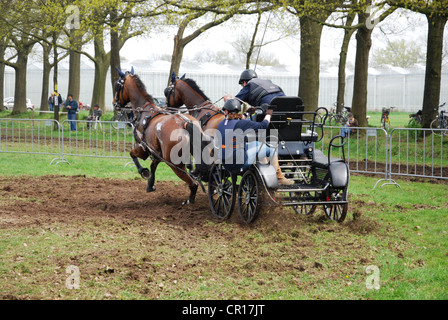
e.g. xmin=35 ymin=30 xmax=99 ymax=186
xmin=312 ymin=149 xmax=344 ymax=169
xmin=268 ymin=96 xmax=318 ymax=142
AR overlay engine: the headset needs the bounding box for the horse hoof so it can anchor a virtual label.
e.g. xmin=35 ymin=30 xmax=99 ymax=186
xmin=140 ymin=168 xmax=150 ymax=180
xmin=146 ymin=185 xmax=156 ymax=193
xmin=182 ymin=199 xmax=191 ymax=206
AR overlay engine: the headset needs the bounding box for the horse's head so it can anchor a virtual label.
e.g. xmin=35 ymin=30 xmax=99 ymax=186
xmin=113 ymin=67 xmax=134 ymax=109
xmin=114 ymin=67 xmax=156 ymax=111
xmin=164 ymin=73 xmax=210 ymax=110
xmin=164 ymin=72 xmax=185 ymax=109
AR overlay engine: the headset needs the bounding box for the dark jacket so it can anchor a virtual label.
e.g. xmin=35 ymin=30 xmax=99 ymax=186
xmin=235 ymin=78 xmax=285 ymax=106
xmin=65 ymin=99 xmax=78 ymax=114
xmin=217 ymin=117 xmax=269 ymax=171
xmin=50 ymin=95 xmax=63 ymax=107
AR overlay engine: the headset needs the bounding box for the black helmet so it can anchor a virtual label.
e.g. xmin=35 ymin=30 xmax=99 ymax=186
xmin=223 ymin=99 xmax=242 ymax=114
xmin=239 ymin=69 xmax=257 ymax=85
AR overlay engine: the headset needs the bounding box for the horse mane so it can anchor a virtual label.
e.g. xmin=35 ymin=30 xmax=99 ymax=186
xmin=131 ymin=74 xmax=154 ymax=103
xmin=183 ymin=78 xmax=210 ymax=101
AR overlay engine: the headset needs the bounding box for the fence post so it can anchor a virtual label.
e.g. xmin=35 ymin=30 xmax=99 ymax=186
xmin=50 ymin=120 xmax=70 ymax=165
xmin=373 ymin=128 xmax=401 ymax=189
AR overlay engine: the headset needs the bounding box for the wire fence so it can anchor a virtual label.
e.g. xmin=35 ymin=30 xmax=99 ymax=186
xmin=0 ymin=118 xmax=447 ymax=187
xmin=0 ymin=118 xmax=135 ymax=166
xmin=5 ymin=68 xmax=448 ymax=112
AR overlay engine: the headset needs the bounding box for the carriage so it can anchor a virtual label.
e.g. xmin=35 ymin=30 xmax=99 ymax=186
xmin=113 ymin=69 xmax=349 ymax=224
xmin=207 ymin=96 xmax=350 ymax=224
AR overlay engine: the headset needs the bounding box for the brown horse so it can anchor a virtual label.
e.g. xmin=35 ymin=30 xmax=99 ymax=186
xmin=113 ymin=68 xmax=209 ymax=204
xmin=164 ymin=74 xmax=225 ymax=138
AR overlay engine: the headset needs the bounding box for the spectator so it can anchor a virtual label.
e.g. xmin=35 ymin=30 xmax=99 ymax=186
xmin=53 ymin=91 xmax=63 ymax=112
xmin=66 ymin=94 xmax=79 ymax=131
xmin=89 ymin=104 xmax=102 ymax=120
xmin=48 ymin=93 xmax=55 ymax=111
xmin=86 ymin=104 xmax=102 ymax=129
xmin=342 ymin=113 xmax=358 ymax=137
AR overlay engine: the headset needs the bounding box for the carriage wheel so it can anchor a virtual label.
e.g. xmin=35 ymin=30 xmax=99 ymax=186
xmin=208 ymin=164 xmax=236 ymax=220
xmin=322 ymin=187 xmax=348 ymax=223
xmin=238 ymin=169 xmax=263 ymax=224
xmin=289 ymin=191 xmax=317 ymax=215
xmin=286 ymin=166 xmax=316 ymax=215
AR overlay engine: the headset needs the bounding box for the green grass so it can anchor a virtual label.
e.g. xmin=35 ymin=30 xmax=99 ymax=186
xmin=1 ymin=111 xmax=447 ymax=300
xmin=366 ymin=111 xmax=413 ymax=129
xmin=0 ymin=153 xmax=447 ymax=300
xmin=0 ymin=153 xmax=180 ymax=181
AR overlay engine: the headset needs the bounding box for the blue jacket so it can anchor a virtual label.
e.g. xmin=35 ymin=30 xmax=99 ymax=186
xmin=217 ymin=117 xmax=269 ymax=171
xmin=65 ymin=99 xmax=78 ymax=114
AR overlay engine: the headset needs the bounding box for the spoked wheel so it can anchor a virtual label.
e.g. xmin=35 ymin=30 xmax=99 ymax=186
xmin=381 ymin=117 xmax=390 ymax=131
xmin=322 ymin=187 xmax=348 ymax=223
xmin=430 ymin=118 xmax=448 ymax=137
xmin=238 ymin=169 xmax=264 ymax=224
xmin=286 ymin=166 xmax=317 ymax=215
xmin=111 ymin=113 xmax=125 ymax=130
xmin=208 ymin=164 xmax=236 ymax=220
xmin=290 ymin=191 xmax=317 ymax=215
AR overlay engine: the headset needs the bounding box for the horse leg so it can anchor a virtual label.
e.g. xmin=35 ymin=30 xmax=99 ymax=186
xmin=170 ymin=164 xmax=198 ymax=205
xmin=130 ymin=146 xmax=150 ymax=179
xmin=146 ymin=159 xmax=159 ymax=193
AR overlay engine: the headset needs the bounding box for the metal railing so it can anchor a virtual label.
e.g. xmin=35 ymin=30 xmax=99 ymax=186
xmin=317 ymin=126 xmax=447 ymax=188
xmin=1 ymin=118 xmax=447 ymax=187
xmin=0 ymin=118 xmax=135 ymax=166
xmin=59 ymin=120 xmax=135 ymax=164
xmin=0 ymin=118 xmax=61 ymax=163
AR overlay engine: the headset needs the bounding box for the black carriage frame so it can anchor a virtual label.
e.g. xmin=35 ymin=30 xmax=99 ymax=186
xmin=208 ymin=96 xmax=350 ymax=224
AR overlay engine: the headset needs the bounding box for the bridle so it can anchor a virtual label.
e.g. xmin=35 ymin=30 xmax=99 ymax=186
xmin=164 ymin=81 xmax=176 ymax=109
xmin=113 ymin=75 xmax=127 ymax=110
xmin=113 ymin=73 xmax=158 ymax=127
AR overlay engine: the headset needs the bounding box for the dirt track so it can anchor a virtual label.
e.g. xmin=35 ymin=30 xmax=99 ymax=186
xmin=0 ymin=174 xmax=442 ymax=300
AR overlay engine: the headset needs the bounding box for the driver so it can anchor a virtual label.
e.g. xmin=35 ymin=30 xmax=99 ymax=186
xmin=217 ymin=99 xmax=294 ymax=185
xmin=224 ymin=69 xmax=286 ymax=114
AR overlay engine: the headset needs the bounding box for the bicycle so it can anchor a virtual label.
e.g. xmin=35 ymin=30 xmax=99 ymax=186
xmin=111 ymin=107 xmax=134 ymax=129
xmin=380 ymin=106 xmax=396 ymax=131
xmin=328 ymin=103 xmax=351 ymax=126
xmin=430 ymin=102 xmax=448 ymax=137
xmin=408 ymin=109 xmax=422 ymax=127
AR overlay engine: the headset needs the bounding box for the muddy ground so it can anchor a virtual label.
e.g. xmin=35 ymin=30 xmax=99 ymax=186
xmin=0 ymin=173 xmax=443 ymax=300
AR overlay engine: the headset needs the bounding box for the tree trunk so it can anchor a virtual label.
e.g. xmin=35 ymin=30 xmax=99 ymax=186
xmin=40 ymin=44 xmax=51 ymax=112
xmin=351 ymin=14 xmax=373 ymax=128
xmin=336 ymin=14 xmax=356 ymax=113
xmin=110 ymin=9 xmax=121 ymax=98
xmin=421 ymin=14 xmax=447 ymax=129
xmin=53 ymin=34 xmax=59 ymax=130
xmin=298 ymin=16 xmax=324 ymax=112
xmin=0 ymin=42 xmax=5 ymax=112
xmin=68 ymin=29 xmax=81 ymax=102
xmin=11 ymin=51 xmax=29 ymax=115
xmin=91 ymin=36 xmax=110 ymax=109
xmin=169 ymin=21 xmax=188 ymax=85
xmin=247 ymin=13 xmax=261 ymax=69
xmin=91 ymin=34 xmax=110 ymax=109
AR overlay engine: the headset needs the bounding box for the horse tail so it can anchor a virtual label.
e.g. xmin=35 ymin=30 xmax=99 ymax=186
xmin=184 ymin=121 xmax=212 ymax=177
